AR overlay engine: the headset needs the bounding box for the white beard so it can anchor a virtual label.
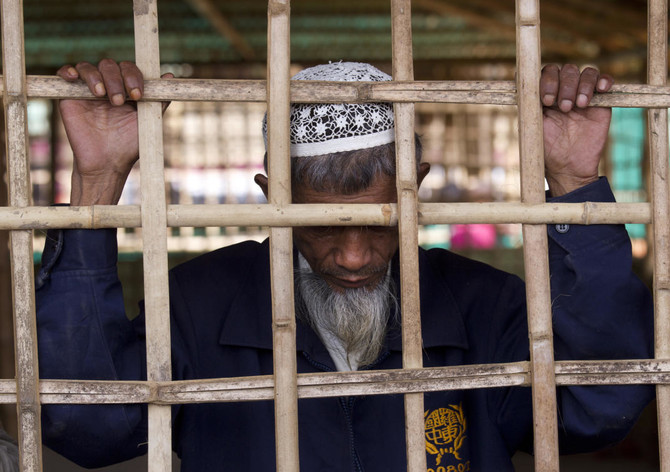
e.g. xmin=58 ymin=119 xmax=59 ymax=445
xmin=295 ymin=254 xmax=397 ymax=370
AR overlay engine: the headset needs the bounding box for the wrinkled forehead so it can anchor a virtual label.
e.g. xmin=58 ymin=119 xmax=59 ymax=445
xmin=292 ymin=171 xmax=398 ymax=205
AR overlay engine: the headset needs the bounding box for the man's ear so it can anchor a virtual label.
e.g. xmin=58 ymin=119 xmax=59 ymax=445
xmin=417 ymin=162 xmax=431 ymax=188
xmin=254 ymin=174 xmax=269 ymax=200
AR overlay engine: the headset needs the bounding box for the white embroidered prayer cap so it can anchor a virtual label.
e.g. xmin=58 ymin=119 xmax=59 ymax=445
xmin=263 ymin=62 xmax=395 ymax=157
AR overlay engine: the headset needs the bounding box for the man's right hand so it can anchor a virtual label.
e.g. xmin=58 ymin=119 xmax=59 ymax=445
xmin=57 ymin=59 xmax=171 ymax=205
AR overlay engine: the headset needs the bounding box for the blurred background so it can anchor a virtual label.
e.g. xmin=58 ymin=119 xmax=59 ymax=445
xmin=0 ymin=0 xmax=661 ymax=469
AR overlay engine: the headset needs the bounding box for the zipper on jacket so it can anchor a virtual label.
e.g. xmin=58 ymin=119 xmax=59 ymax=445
xmin=302 ymin=350 xmax=395 ymax=472
xmin=302 ymin=352 xmax=363 ymax=471
xmin=339 ymin=396 xmax=363 ymax=472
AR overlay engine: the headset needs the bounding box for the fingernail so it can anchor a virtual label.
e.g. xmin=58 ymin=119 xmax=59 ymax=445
xmin=597 ymin=78 xmax=608 ymax=90
xmin=576 ymin=94 xmax=588 ymax=108
xmin=67 ymin=67 xmax=77 ymax=77
xmin=94 ymin=82 xmax=106 ymax=96
xmin=111 ymin=94 xmax=124 ymax=106
xmin=560 ymin=99 xmax=572 ymax=111
xmin=543 ymin=94 xmax=555 ymax=105
xmin=129 ymin=88 xmax=141 ymax=100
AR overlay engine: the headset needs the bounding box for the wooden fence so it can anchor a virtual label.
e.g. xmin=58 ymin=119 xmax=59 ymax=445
xmin=1 ymin=0 xmax=670 ymax=471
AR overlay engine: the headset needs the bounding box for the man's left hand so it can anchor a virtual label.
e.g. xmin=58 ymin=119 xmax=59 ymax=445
xmin=540 ymin=64 xmax=613 ymax=197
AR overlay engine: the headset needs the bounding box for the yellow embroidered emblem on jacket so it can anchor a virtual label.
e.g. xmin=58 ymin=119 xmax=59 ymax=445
xmin=425 ymin=403 xmax=467 ymax=465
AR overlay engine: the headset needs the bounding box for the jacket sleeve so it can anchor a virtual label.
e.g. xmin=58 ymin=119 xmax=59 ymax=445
xmin=488 ymin=177 xmax=653 ymax=455
xmin=546 ymin=177 xmax=654 ymax=453
xmin=36 ymin=229 xmax=149 ymax=467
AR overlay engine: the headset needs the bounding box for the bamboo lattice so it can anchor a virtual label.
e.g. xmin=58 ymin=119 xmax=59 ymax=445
xmin=0 ymin=0 xmax=667 ymax=471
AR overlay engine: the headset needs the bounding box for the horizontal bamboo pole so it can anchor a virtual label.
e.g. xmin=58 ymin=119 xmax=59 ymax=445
xmin=13 ymin=75 xmax=670 ymax=107
xmin=418 ymin=201 xmax=649 ymax=225
xmin=0 ymin=202 xmax=652 ymax=230
xmin=1 ymin=358 xmax=669 ymax=405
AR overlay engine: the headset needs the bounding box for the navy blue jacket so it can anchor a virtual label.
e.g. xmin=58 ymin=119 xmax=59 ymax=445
xmin=36 ymin=179 xmax=654 ymax=471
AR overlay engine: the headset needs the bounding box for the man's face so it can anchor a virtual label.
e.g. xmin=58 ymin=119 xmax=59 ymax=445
xmin=292 ymin=173 xmax=400 ymax=293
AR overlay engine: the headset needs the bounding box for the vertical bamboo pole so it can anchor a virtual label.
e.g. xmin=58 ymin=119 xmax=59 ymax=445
xmin=267 ymin=1 xmax=299 ymax=471
xmin=647 ymin=0 xmax=670 ymax=469
xmin=1 ymin=1 xmax=42 ymax=471
xmin=132 ymin=1 xmax=172 ymax=470
xmin=515 ymin=0 xmax=559 ymax=470
xmin=390 ymin=1 xmax=426 ymax=471
xmin=0 ymin=91 xmax=18 ymax=441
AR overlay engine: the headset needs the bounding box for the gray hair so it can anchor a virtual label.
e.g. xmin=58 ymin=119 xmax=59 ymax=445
xmin=263 ymin=136 xmax=423 ymax=195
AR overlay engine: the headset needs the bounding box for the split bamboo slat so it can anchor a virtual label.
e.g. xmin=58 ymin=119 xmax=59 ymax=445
xmin=648 ymin=0 xmax=670 ymax=470
xmin=515 ymin=0 xmax=559 ymax=470
xmin=266 ymin=1 xmax=300 ymax=471
xmin=390 ymin=1 xmax=426 ymax=471
xmin=1 ymin=0 xmax=43 ymax=471
xmin=133 ymin=0 xmax=173 ymax=470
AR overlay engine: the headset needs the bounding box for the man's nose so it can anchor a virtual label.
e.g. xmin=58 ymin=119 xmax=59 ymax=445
xmin=333 ymin=227 xmax=373 ymax=273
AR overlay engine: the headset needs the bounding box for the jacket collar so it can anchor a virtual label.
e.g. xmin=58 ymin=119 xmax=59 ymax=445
xmin=219 ymin=240 xmax=469 ymax=354
xmin=385 ymin=249 xmax=468 ymax=351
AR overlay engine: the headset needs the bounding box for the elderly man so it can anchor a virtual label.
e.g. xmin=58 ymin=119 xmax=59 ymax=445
xmin=36 ymin=61 xmax=652 ymax=471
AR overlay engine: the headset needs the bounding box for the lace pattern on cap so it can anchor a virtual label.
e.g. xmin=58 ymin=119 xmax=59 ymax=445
xmin=263 ymin=62 xmax=395 ymax=157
